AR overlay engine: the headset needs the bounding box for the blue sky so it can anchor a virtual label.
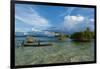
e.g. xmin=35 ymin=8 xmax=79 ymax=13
xmin=15 ymin=4 xmax=94 ymax=34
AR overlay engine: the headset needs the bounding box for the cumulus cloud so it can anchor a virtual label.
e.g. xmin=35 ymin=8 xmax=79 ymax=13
xmin=63 ymin=15 xmax=94 ymax=33
xmin=64 ymin=15 xmax=84 ymax=22
xmin=63 ymin=15 xmax=84 ymax=29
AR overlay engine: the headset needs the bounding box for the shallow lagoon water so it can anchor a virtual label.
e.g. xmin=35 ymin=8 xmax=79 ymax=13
xmin=15 ymin=37 xmax=94 ymax=66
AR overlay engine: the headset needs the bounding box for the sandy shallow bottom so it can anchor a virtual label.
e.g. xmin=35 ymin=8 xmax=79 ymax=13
xmin=15 ymin=40 xmax=94 ymax=66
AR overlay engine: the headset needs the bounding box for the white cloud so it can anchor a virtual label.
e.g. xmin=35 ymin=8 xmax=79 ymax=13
xmin=64 ymin=15 xmax=84 ymax=22
xmin=63 ymin=15 xmax=94 ymax=32
xmin=63 ymin=15 xmax=84 ymax=30
xmin=90 ymin=18 xmax=94 ymax=22
xmin=59 ymin=7 xmax=75 ymax=17
xmin=15 ymin=28 xmax=30 ymax=32
xmin=15 ymin=4 xmax=51 ymax=31
xmin=32 ymin=28 xmax=41 ymax=32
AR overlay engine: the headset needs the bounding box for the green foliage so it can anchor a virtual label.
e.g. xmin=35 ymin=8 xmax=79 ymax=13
xmin=70 ymin=27 xmax=94 ymax=41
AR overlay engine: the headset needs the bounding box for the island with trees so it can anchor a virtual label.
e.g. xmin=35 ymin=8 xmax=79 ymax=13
xmin=54 ymin=27 xmax=94 ymax=42
xmin=70 ymin=27 xmax=94 ymax=42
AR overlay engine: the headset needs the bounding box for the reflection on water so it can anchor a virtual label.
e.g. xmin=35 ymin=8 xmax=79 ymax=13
xmin=15 ymin=37 xmax=94 ymax=66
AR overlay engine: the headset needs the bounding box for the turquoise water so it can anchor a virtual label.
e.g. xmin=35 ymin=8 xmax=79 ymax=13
xmin=15 ymin=37 xmax=94 ymax=66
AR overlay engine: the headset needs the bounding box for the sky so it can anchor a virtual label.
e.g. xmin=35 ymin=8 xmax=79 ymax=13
xmin=15 ymin=4 xmax=95 ymax=34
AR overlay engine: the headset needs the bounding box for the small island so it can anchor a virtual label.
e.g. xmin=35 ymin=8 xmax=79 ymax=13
xmin=53 ymin=27 xmax=94 ymax=42
xmin=70 ymin=27 xmax=94 ymax=42
xmin=54 ymin=32 xmax=69 ymax=40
